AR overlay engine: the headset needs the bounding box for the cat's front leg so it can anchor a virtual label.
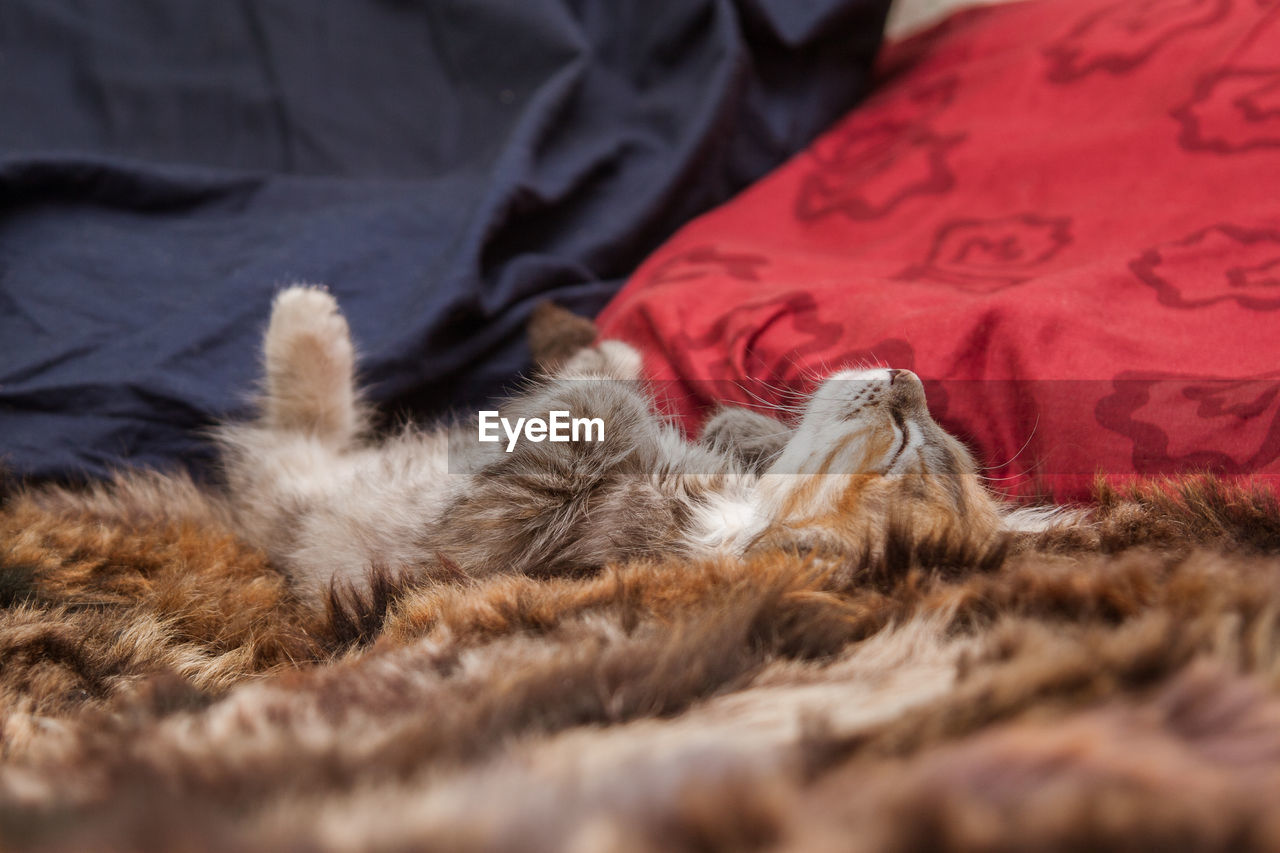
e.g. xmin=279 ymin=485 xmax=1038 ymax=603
xmin=699 ymin=406 xmax=791 ymax=474
xmin=260 ymin=285 xmax=366 ymax=446
xmin=555 ymin=340 xmax=644 ymax=382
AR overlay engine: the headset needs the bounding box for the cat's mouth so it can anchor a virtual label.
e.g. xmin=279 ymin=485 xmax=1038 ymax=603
xmin=884 ymin=407 xmax=911 ymax=469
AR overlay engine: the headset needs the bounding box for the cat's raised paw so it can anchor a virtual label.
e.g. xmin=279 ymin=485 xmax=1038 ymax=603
xmin=268 ymin=283 xmax=346 ymax=343
xmin=261 ymin=285 xmax=359 ymax=441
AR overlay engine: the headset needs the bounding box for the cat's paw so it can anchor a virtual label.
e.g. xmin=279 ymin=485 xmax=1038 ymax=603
xmin=261 ymin=285 xmax=360 ymax=441
xmin=558 ymin=340 xmax=644 ymax=381
xmin=700 ymin=406 xmax=791 ymax=473
xmin=266 ymin=285 xmax=352 ymax=373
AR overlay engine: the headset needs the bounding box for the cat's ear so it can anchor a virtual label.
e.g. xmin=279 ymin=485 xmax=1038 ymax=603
xmin=528 ymin=301 xmax=597 ymax=374
xmin=699 ymin=407 xmax=791 ymax=474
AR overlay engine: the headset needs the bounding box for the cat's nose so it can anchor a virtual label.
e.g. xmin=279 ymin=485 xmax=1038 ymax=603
xmin=888 ymin=369 xmax=926 ymax=407
xmin=887 ymin=369 xmax=921 ymax=386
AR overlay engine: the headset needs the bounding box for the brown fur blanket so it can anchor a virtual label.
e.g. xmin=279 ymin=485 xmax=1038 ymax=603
xmin=4 ymin=474 xmax=1280 ymax=851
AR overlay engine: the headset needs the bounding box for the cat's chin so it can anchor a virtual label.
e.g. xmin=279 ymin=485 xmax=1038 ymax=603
xmin=745 ymin=464 xmax=1010 ymax=559
xmin=682 ymin=485 xmax=769 ymax=556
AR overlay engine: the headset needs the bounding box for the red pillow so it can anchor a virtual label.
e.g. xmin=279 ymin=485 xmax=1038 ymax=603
xmin=596 ymin=0 xmax=1280 ymax=501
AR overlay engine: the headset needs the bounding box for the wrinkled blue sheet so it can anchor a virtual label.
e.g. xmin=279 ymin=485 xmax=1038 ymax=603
xmin=0 ymin=0 xmax=887 ymax=483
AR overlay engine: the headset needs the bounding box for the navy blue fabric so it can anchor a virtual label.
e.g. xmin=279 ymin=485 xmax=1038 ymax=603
xmin=0 ymin=0 xmax=888 ymax=483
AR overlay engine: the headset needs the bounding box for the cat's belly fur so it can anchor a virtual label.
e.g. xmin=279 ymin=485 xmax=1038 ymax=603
xmin=228 ymin=426 xmax=455 ymax=600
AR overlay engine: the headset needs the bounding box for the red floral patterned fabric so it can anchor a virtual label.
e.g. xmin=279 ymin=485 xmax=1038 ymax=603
xmin=596 ymin=0 xmax=1280 ymax=501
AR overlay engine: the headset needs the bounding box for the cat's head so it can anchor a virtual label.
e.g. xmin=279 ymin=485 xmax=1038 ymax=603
xmin=756 ymin=368 xmax=1013 ymax=551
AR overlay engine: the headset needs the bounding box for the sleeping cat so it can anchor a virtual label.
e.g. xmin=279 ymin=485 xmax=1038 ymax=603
xmin=218 ymin=286 xmax=1058 ymax=603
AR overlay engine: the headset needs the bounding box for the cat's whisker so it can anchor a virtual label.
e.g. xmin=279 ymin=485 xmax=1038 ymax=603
xmin=774 ymin=351 xmax=824 ymax=392
xmin=754 ymin=373 xmax=810 ymax=407
xmin=979 ymin=453 xmax=1048 ymax=487
xmin=731 ymin=381 xmax=809 ymax=415
xmin=979 ymin=414 xmax=1041 ymax=473
xmin=729 ymin=384 xmax=780 ymax=410
xmin=978 ymin=471 xmax=1036 ymax=482
xmin=726 ymin=398 xmax=808 ymax=417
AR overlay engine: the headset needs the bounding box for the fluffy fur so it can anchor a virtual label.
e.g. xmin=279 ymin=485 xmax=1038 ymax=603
xmin=4 ymin=462 xmax=1280 ymax=850
xmin=3 ymin=291 xmax=1280 ymax=850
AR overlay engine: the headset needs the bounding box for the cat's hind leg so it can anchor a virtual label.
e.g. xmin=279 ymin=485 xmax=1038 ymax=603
xmin=260 ymin=285 xmax=365 ymax=446
xmin=215 ymin=285 xmax=372 ymax=592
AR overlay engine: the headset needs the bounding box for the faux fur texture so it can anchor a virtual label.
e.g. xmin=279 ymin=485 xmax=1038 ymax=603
xmin=3 ymin=474 xmax=1280 ymax=851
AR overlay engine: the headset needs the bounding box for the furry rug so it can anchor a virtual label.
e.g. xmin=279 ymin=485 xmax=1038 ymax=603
xmin=4 ymin=474 xmax=1280 ymax=851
